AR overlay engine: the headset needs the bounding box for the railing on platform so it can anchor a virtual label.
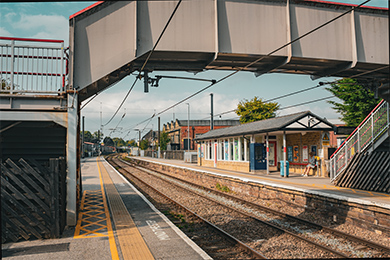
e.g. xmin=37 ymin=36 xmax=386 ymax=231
xmin=330 ymin=100 xmax=390 ymax=182
xmin=0 ymin=36 xmax=66 ymax=95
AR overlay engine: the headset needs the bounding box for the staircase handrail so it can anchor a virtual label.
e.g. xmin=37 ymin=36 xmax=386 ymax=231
xmin=330 ymin=99 xmax=389 ymax=181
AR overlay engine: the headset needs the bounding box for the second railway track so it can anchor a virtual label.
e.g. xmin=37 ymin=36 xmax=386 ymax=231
xmin=107 ymin=155 xmax=390 ymax=259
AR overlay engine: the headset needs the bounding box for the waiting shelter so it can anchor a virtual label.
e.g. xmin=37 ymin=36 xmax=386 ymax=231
xmin=195 ymin=111 xmax=335 ymax=177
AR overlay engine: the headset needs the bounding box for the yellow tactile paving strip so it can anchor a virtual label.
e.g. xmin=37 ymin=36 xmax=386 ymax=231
xmin=74 ymin=190 xmax=109 ymax=238
xmin=74 ymin=159 xmax=119 ymax=260
xmin=98 ymin=157 xmax=155 ymax=260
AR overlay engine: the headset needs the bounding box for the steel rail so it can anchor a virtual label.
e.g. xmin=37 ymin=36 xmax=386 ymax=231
xmin=108 ymin=155 xmax=267 ymax=259
xmin=115 ymin=157 xmax=347 ymax=258
xmin=120 ymin=157 xmax=390 ymax=256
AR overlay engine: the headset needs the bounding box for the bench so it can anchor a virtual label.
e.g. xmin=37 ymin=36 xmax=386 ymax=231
xmin=289 ymin=162 xmax=319 ymax=176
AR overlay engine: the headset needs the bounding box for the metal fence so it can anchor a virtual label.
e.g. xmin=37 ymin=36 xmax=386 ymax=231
xmin=330 ymin=100 xmax=390 ymax=181
xmin=0 ymin=36 xmax=66 ymax=95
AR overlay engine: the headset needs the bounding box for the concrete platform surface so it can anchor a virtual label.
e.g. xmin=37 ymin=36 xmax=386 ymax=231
xmin=133 ymin=157 xmax=390 ymax=210
xmin=2 ymin=156 xmax=211 ymax=260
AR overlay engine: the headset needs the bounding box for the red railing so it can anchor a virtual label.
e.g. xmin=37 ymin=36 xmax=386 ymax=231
xmin=330 ymin=99 xmax=389 ymax=181
xmin=0 ymin=36 xmax=67 ymax=94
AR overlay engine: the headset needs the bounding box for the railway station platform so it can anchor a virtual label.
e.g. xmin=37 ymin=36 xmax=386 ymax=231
xmin=2 ymin=157 xmax=211 ymax=260
xmin=133 ymin=156 xmax=390 ymax=210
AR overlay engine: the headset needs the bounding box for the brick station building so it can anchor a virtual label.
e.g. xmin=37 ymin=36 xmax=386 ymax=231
xmin=195 ymin=111 xmax=336 ymax=177
xmin=162 ymin=119 xmax=240 ymax=151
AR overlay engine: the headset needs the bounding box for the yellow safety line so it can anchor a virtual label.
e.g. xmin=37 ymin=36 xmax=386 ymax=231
xmin=97 ymin=157 xmax=120 ymax=260
xmin=74 ymin=190 xmax=87 ymax=236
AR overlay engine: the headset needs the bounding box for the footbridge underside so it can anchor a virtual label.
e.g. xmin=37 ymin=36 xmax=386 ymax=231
xmin=69 ymin=0 xmax=389 ymax=102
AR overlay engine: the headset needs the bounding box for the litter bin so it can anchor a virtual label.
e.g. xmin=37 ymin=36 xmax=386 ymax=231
xmin=280 ymin=161 xmax=289 ymax=177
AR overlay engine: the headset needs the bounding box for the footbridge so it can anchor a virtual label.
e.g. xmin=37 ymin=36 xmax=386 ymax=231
xmin=1 ymin=0 xmax=388 ymax=232
xmin=69 ymin=0 xmax=389 ymax=102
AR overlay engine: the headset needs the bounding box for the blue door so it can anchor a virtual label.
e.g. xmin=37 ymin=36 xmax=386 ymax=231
xmin=250 ymin=143 xmax=267 ymax=170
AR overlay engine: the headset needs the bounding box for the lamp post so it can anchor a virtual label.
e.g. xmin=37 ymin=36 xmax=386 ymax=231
xmin=186 ymin=103 xmax=190 ymax=153
xmin=134 ymin=129 xmax=141 ymax=156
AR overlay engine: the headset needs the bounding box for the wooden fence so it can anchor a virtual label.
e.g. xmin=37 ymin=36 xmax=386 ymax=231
xmin=1 ymin=157 xmax=67 ymax=243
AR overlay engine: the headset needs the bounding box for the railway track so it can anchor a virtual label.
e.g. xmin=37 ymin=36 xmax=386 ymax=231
xmin=107 ymin=155 xmax=265 ymax=259
xmin=108 ymin=155 xmax=390 ymax=259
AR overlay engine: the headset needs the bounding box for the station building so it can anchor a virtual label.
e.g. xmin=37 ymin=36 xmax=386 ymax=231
xmin=195 ymin=111 xmax=335 ymax=177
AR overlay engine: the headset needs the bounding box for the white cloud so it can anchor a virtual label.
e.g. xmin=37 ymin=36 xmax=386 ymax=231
xmin=0 ymin=27 xmax=12 ymax=37
xmin=12 ymin=14 xmax=69 ymax=45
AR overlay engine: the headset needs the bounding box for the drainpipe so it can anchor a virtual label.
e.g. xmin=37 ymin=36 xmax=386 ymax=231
xmin=283 ymin=131 xmax=287 ymax=178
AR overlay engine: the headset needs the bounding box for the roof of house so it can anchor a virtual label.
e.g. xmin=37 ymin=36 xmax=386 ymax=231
xmin=163 ymin=119 xmax=240 ymax=130
xmin=195 ymin=111 xmax=335 ymax=141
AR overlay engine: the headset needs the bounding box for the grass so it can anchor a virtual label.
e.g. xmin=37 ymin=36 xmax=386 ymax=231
xmin=216 ymin=183 xmax=231 ymax=193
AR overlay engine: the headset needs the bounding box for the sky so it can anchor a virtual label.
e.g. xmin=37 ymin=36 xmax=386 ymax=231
xmin=1 ymin=0 xmax=388 ymax=141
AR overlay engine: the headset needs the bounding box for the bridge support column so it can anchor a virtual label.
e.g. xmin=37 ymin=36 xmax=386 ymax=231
xmin=66 ymin=92 xmax=78 ymax=226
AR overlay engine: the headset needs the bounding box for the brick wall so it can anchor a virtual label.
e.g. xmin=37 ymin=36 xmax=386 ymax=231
xmin=200 ymin=159 xmax=250 ymax=173
xmin=129 ymin=157 xmax=390 ymax=235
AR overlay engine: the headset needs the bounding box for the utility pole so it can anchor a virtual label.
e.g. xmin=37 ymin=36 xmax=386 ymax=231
xmin=100 ymin=102 xmax=102 ymax=155
xmin=82 ymin=116 xmax=85 ymax=158
xmin=158 ymin=117 xmax=161 ymax=158
xmin=210 ymin=93 xmax=214 ymax=130
xmin=186 ymin=103 xmax=190 ymax=152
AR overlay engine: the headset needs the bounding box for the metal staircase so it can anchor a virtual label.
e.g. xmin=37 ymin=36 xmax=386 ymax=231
xmin=330 ymin=100 xmax=390 ymax=188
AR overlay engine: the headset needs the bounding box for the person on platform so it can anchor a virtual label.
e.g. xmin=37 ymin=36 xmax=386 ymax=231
xmin=302 ymin=151 xmax=316 ymax=177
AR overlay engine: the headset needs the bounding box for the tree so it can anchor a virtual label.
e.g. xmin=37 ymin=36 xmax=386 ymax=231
xmin=113 ymin=137 xmax=125 ymax=147
xmin=235 ymin=96 xmax=280 ymax=124
xmin=81 ymin=131 xmax=93 ymax=142
xmin=126 ymin=139 xmax=136 ymax=147
xmin=103 ymin=136 xmax=115 ymax=146
xmin=326 ymin=78 xmax=380 ymax=127
xmin=1 ymin=78 xmax=11 ymax=93
xmin=92 ymin=131 xmax=103 ymax=144
xmin=139 ymin=139 xmax=149 ymax=150
xmin=159 ymin=131 xmax=170 ymax=151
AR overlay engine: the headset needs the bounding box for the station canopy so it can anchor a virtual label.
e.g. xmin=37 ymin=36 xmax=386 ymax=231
xmin=195 ymin=111 xmax=335 ymax=141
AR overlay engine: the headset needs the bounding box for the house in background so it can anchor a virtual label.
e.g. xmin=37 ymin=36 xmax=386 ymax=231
xmin=163 ymin=119 xmax=240 ymax=151
xmin=141 ymin=129 xmax=158 ymax=149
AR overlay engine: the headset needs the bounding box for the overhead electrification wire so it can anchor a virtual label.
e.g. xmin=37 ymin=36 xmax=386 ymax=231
xmin=200 ymin=82 xmax=327 ymax=120
xmin=124 ymin=0 xmax=372 ymax=131
xmin=278 ymin=95 xmax=336 ymax=111
xmin=101 ymin=0 xmax=183 ymax=127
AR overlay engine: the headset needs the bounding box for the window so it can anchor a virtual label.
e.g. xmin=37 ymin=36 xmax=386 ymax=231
xmin=234 ymin=138 xmax=239 ymax=161
xmin=229 ymin=139 xmax=233 ymax=161
xmin=240 ymin=137 xmax=245 ymax=161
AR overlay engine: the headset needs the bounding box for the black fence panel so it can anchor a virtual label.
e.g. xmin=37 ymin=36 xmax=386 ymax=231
xmin=1 ymin=157 xmax=66 ymax=243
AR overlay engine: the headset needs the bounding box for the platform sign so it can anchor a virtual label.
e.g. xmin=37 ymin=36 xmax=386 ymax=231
xmin=224 ymin=141 xmax=229 ymax=160
xmin=322 ymin=132 xmax=330 ymax=146
xmin=287 ymin=146 xmax=293 ymax=162
xmin=293 ymin=145 xmax=299 ymax=162
xmin=303 ymin=145 xmax=308 ymax=162
xmin=311 ymin=145 xmax=317 ymax=156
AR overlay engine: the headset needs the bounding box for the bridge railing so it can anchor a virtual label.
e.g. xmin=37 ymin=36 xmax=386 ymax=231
xmin=0 ymin=37 xmax=67 ymax=95
xmin=330 ymin=99 xmax=389 ymax=181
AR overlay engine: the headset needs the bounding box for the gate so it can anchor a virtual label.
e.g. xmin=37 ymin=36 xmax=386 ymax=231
xmin=1 ymin=157 xmax=67 ymax=243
